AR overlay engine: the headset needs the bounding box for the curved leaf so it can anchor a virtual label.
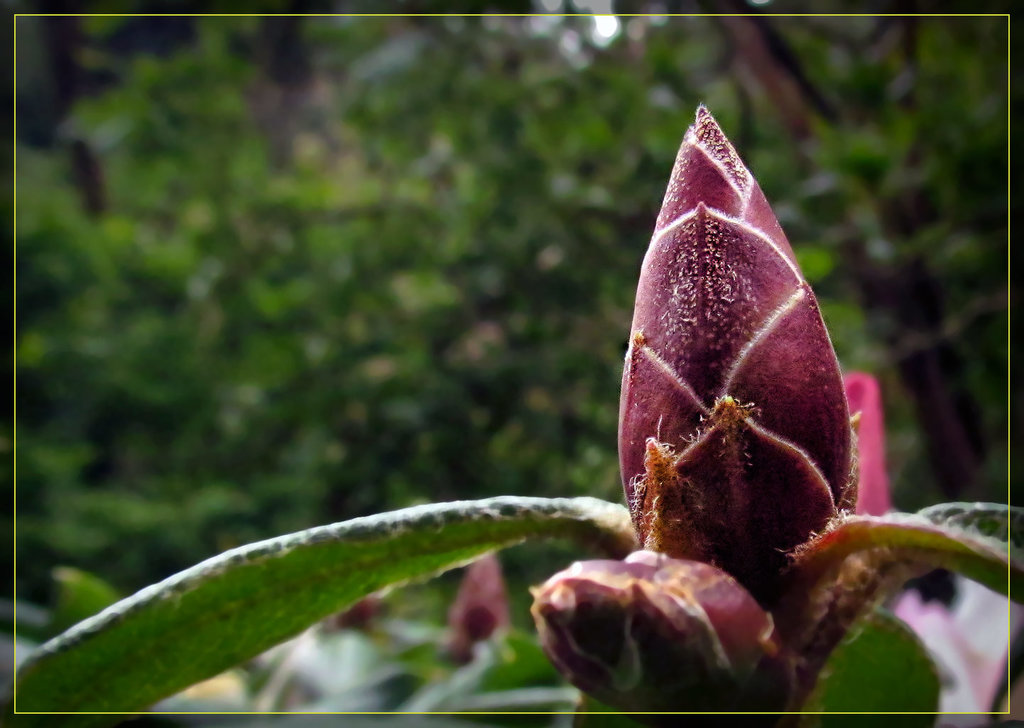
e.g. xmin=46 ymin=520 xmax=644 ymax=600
xmin=803 ymin=609 xmax=940 ymax=720
xmin=786 ymin=503 xmax=1023 ymax=602
xmin=9 ymin=496 xmax=634 ymax=724
xmin=917 ymin=502 xmax=1024 ymax=557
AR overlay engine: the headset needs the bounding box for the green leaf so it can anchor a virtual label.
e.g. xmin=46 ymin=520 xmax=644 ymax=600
xmin=48 ymin=567 xmax=120 ymax=637
xmin=9 ymin=496 xmax=634 ymax=724
xmin=214 ymin=716 xmax=498 ymax=728
xmin=573 ymin=693 xmax=648 ymax=728
xmin=917 ymin=502 xmax=1024 ymax=558
xmin=802 ymin=609 xmax=940 ymax=723
xmin=455 ymin=686 xmax=578 ymax=711
xmin=787 ymin=503 xmax=1023 ymax=601
xmin=397 ymin=630 xmax=571 ymax=716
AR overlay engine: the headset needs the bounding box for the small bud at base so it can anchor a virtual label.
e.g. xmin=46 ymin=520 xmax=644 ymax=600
xmin=531 ymin=552 xmax=794 ymax=712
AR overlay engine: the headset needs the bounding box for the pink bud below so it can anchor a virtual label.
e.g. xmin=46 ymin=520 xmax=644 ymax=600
xmin=530 ymin=551 xmax=794 ymax=711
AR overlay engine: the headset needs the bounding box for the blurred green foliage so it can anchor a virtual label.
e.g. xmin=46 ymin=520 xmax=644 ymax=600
xmin=14 ymin=10 xmax=1008 ymax=617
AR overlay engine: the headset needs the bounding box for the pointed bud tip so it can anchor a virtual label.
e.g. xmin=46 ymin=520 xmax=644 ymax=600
xmin=689 ymin=105 xmax=750 ymax=193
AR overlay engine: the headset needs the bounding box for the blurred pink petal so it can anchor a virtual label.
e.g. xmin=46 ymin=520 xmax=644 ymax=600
xmin=895 ymin=577 xmax=1023 ymax=721
xmin=846 ymin=372 xmax=1020 ymax=718
xmin=844 ymin=372 xmax=892 ymax=515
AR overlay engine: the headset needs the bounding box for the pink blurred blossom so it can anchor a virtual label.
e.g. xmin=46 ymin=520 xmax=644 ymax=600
xmin=895 ymin=579 xmax=1022 ymax=722
xmin=844 ymin=372 xmax=892 ymax=516
xmin=845 ymin=372 xmax=1020 ymax=720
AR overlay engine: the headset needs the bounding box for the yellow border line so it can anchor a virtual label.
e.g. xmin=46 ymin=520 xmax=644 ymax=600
xmin=12 ymin=11 xmax=17 ymax=716
xmin=1006 ymin=11 xmax=1014 ymax=718
xmin=8 ymin=12 xmax=1016 ymax=17
xmin=10 ymin=711 xmax=1004 ymax=716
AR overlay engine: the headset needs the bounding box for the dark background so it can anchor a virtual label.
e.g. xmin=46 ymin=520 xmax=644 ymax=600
xmin=10 ymin=7 xmax=1011 ymax=634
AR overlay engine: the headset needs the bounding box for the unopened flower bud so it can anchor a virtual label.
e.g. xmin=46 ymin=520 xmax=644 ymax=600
xmin=618 ymin=106 xmax=854 ymax=601
xmin=327 ymin=593 xmax=382 ymax=631
xmin=530 ymin=551 xmax=793 ymax=711
xmin=446 ymin=552 xmax=509 ymax=664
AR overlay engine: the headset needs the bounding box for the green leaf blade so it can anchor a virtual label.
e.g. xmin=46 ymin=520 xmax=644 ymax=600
xmin=916 ymin=502 xmax=1024 ymax=559
xmin=11 ymin=496 xmax=634 ymax=723
xmin=804 ymin=609 xmax=940 ymax=721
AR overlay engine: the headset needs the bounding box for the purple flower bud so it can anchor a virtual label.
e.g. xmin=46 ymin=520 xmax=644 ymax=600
xmin=618 ymin=107 xmax=854 ymax=601
xmin=446 ymin=553 xmax=510 ymax=664
xmin=530 ymin=551 xmax=794 ymax=711
xmin=327 ymin=593 xmax=382 ymax=631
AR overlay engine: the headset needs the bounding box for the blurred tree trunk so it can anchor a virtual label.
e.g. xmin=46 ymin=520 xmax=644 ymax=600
xmin=856 ymin=257 xmax=986 ymax=499
xmin=719 ymin=11 xmax=986 ymax=499
xmin=40 ymin=9 xmax=106 ymax=216
xmin=250 ymin=9 xmax=317 ymax=169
